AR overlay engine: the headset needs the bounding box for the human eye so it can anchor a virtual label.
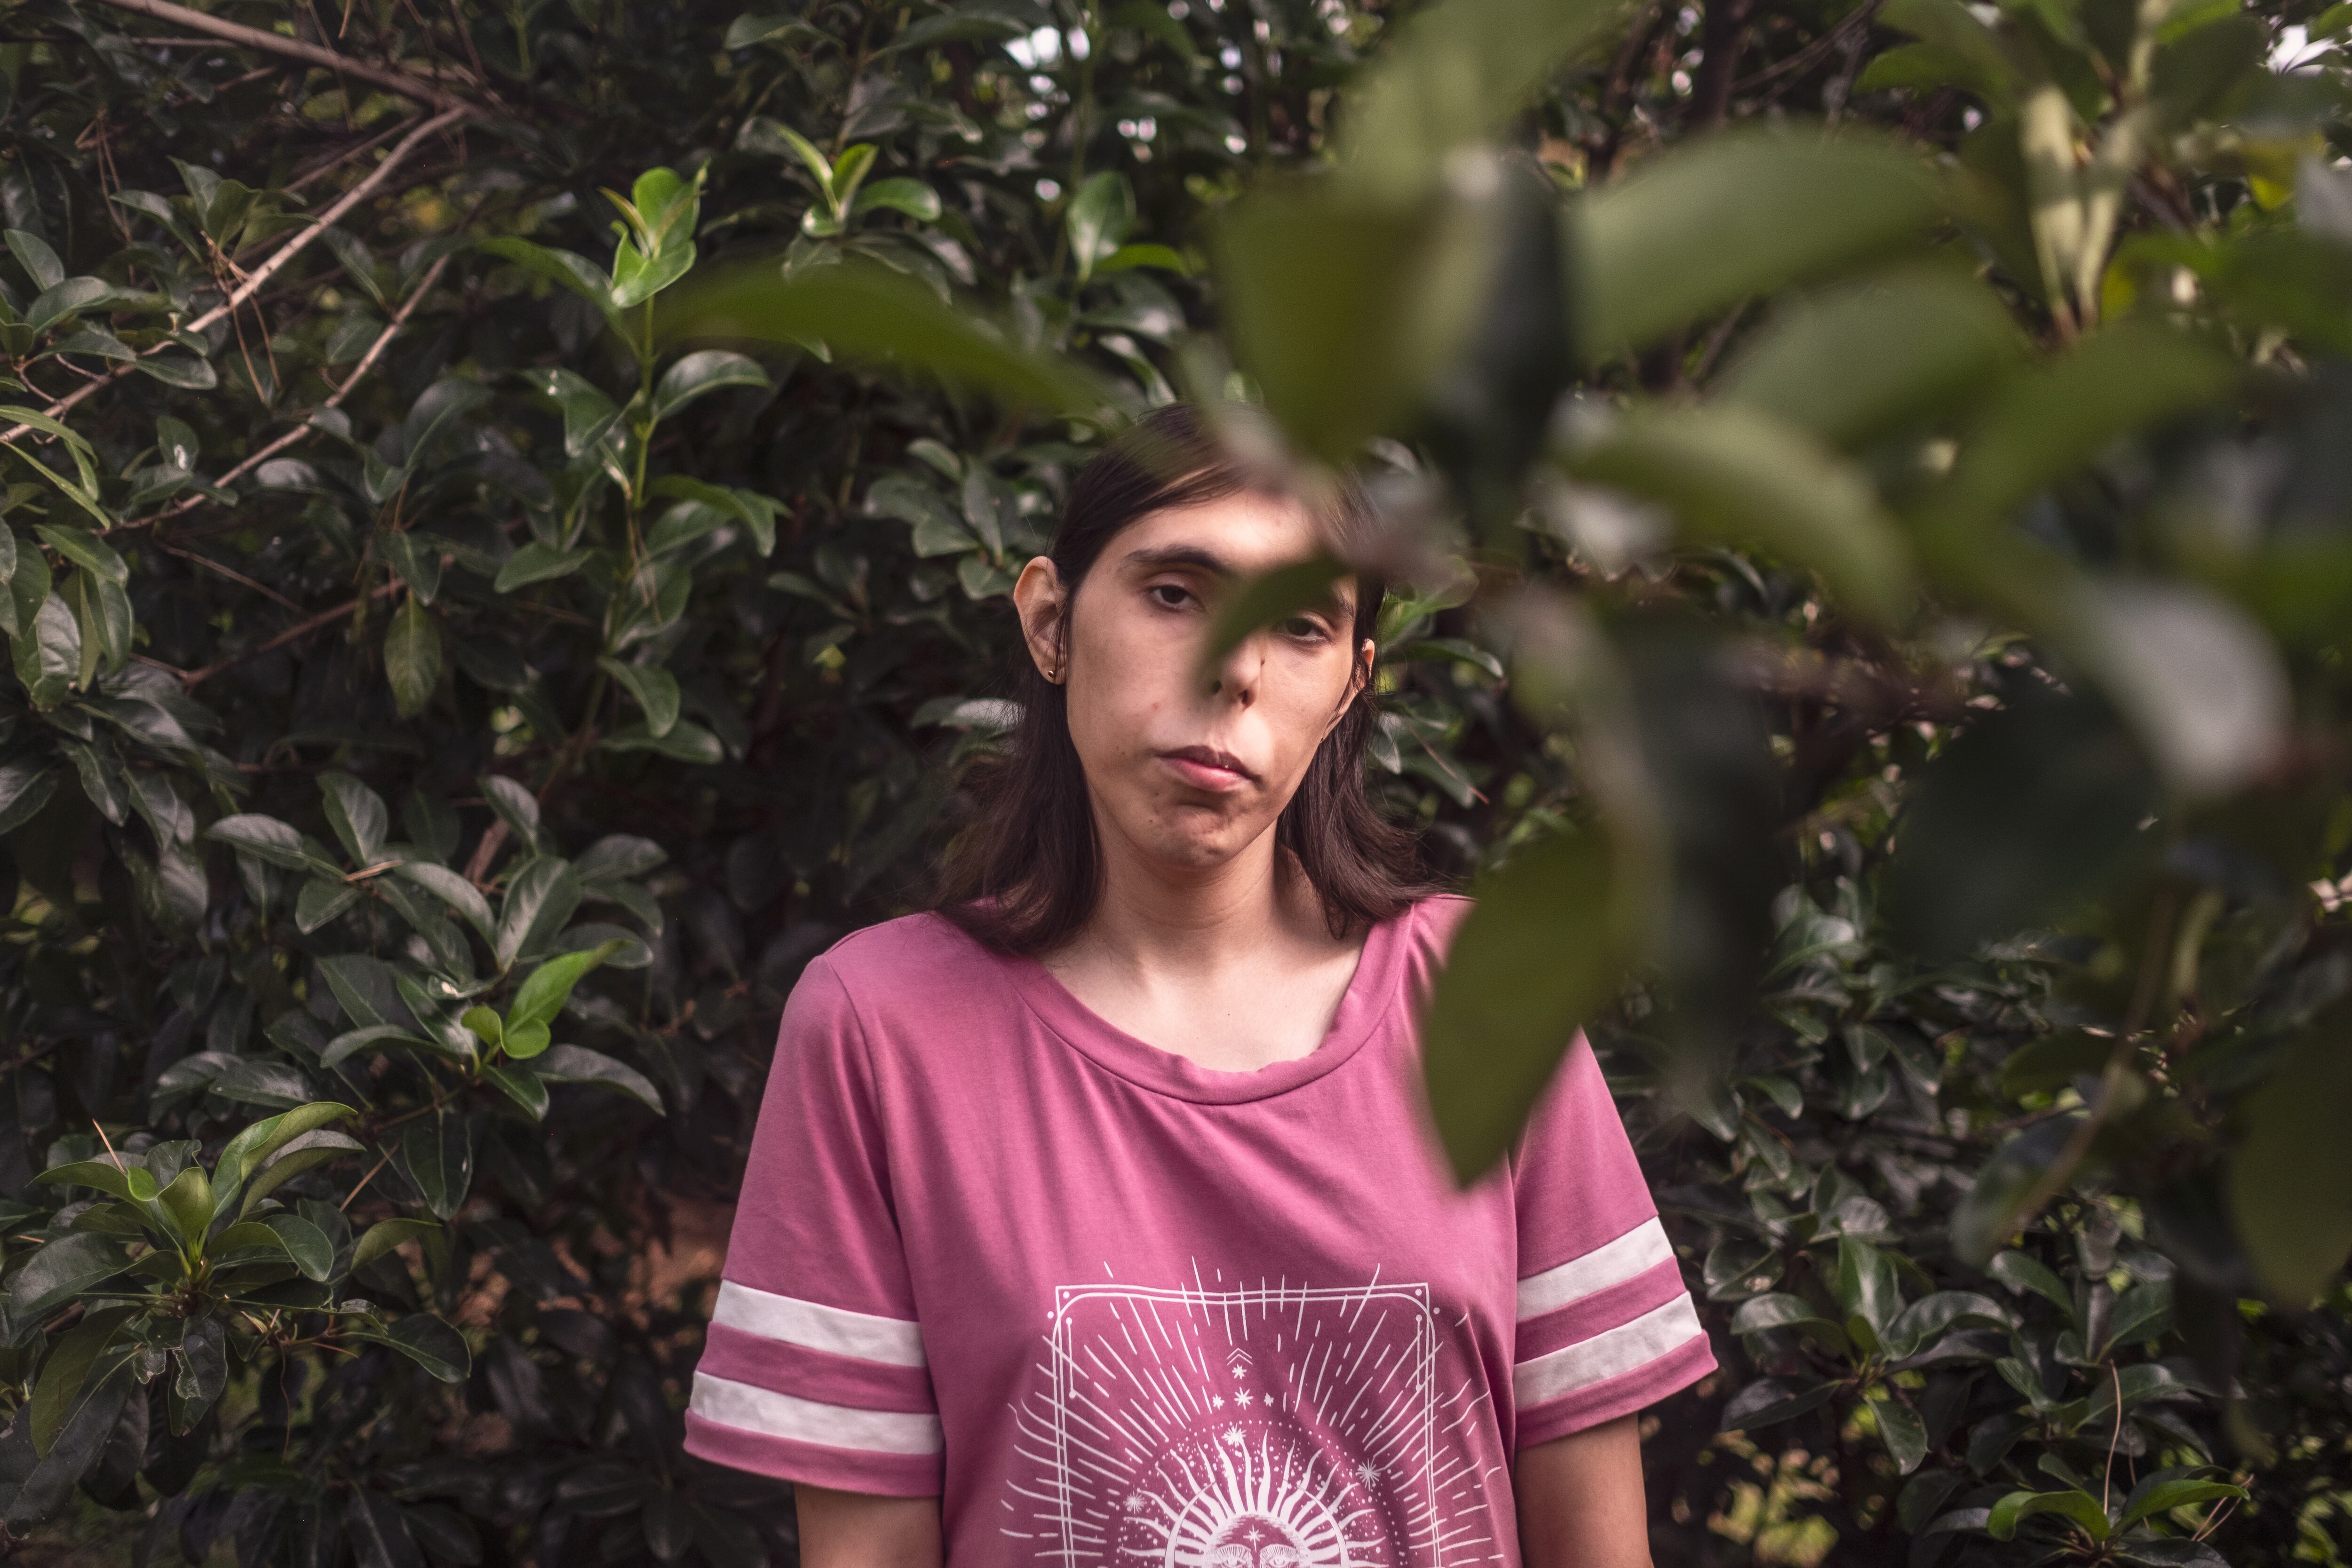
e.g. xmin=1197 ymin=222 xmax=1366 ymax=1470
xmin=1145 ymin=581 xmax=1195 ymax=610
xmin=1278 ymin=614 xmax=1332 ymax=642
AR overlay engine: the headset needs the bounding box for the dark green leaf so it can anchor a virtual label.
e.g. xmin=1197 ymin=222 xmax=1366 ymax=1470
xmin=1420 ymin=828 xmax=1637 ymax=1182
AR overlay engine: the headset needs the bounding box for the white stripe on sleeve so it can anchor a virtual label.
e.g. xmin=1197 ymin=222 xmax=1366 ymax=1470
xmin=1515 ymin=1217 xmax=1675 ymax=1320
xmin=1512 ymin=1294 xmax=1705 ymax=1409
xmin=690 ymin=1372 xmax=944 ymax=1453
xmin=712 ymin=1279 xmax=929 ymax=1367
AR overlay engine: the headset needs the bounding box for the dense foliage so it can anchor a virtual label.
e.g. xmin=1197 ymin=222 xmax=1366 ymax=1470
xmin=0 ymin=0 xmax=2350 ymax=1562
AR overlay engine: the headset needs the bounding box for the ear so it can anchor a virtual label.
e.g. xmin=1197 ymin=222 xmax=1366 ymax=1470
xmin=1323 ymin=638 xmax=1376 ymax=740
xmin=1011 ymin=556 xmax=1068 ymax=681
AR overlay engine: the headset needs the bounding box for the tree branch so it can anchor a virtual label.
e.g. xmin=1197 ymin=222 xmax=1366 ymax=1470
xmin=113 ymin=252 xmax=456 ymax=535
xmin=0 ymin=107 xmax=466 ymax=450
xmin=179 ymin=581 xmax=404 ymax=689
xmin=86 ymin=0 xmax=480 ymax=114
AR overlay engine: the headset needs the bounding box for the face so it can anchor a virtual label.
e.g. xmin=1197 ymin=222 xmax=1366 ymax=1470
xmin=1012 ymin=491 xmax=1373 ymax=879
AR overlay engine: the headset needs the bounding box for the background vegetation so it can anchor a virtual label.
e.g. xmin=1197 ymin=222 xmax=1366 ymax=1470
xmin=0 ymin=0 xmax=2347 ymax=1563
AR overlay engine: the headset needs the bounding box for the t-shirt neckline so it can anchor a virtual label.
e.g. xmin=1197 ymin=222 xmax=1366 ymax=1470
xmin=995 ymin=900 xmax=1419 ymax=1105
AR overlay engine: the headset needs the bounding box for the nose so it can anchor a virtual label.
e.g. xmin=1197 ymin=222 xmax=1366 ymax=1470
xmin=1206 ymin=633 xmax=1262 ymax=708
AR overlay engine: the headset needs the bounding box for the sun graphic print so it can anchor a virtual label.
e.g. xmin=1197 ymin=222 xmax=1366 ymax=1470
xmin=1001 ymin=1263 xmax=1504 ymax=1567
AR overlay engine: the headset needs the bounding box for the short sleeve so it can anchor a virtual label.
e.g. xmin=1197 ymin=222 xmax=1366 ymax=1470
xmin=683 ymin=955 xmax=945 ymax=1496
xmin=1506 ymin=1029 xmax=1716 ymax=1448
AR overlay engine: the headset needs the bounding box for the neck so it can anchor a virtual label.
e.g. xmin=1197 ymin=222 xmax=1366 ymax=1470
xmin=1069 ymin=814 xmax=1317 ymax=979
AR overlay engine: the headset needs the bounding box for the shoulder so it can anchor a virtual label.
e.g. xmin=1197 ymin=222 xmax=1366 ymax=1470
xmin=787 ymin=910 xmax=1017 ymax=1036
xmin=1384 ymin=891 xmax=1474 ymax=1004
xmin=1397 ymin=892 xmax=1475 ymax=960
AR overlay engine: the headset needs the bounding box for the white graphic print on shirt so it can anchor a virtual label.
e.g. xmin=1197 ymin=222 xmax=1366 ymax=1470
xmin=1002 ymin=1264 xmax=1506 ymax=1567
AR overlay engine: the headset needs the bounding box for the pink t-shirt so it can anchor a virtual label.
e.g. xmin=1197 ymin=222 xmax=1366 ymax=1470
xmin=683 ymin=894 xmax=1714 ymax=1566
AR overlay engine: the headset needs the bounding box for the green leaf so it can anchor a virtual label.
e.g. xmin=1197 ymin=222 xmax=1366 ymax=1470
xmin=1198 ymin=557 xmax=1350 ymax=676
xmin=133 ymin=351 xmax=217 ymax=389
xmin=1568 ymin=403 xmax=1915 ymax=625
xmin=28 ymin=1307 xmax=132 ymax=1456
xmin=651 ymin=349 xmax=770 ymax=423
xmin=1835 ymin=1236 xmax=1902 ymax=1340
xmin=235 ymin=1132 xmax=364 ymax=1219
xmin=1213 ymin=178 xmax=1489 ymax=462
xmin=2231 ymin=1019 xmax=2352 ymax=1304
xmin=218 ymin=1105 xmax=364 ymax=1188
xmin=0 ymin=759 xmax=56 ymax=833
xmin=1921 ymin=323 xmax=2235 ymax=543
xmin=34 ymin=524 xmax=126 ymax=586
xmin=1420 ymin=827 xmax=1639 ymax=1182
xmin=1883 ymin=688 xmax=2154 ymax=961
xmin=154 ymin=1164 xmax=214 ymax=1247
xmin=1714 ymin=264 xmax=2020 ymax=450
xmin=395 ymin=1110 xmax=472 ymax=1221
xmin=1987 ymin=1488 xmax=2111 ymax=1542
xmin=533 ymin=1043 xmax=665 ymax=1114
xmin=495 ymin=857 xmax=581 ymax=968
xmin=25 ymin=276 xmax=114 ymax=334
xmin=7 ymin=1233 xmax=130 ymax=1319
xmin=1988 ymin=1249 xmax=2078 ymax=1320
xmin=596 ymin=657 xmax=682 ymax=738
xmin=370 ymin=1312 xmax=471 ymax=1382
xmin=207 ymin=813 xmax=325 ymax=873
xmin=1719 ymin=1378 xmax=1841 ymax=1433
xmin=318 ymin=772 xmax=389 ymax=865
xmin=2116 ymin=1479 xmax=2243 ymax=1530
xmin=384 ymin=597 xmax=441 ymax=718
xmin=656 ymin=258 xmax=1106 ymax=414
xmin=601 ymin=718 xmax=724 ymax=763
xmin=493 ymin=541 xmax=590 ymax=593
xmin=319 ymin=1024 xmax=439 ymax=1071
xmin=481 ymin=1060 xmax=551 ymax=1121
xmin=14 ymin=591 xmax=79 ymax=708
xmin=478 ymin=237 xmax=622 ymax=330
xmin=611 ymin=235 xmax=696 ymax=309
xmin=261 ymin=1213 xmax=334 ymax=1281
xmin=351 ymin=1217 xmax=439 ymax=1272
xmin=1096 ymin=242 xmax=1189 ymax=276
xmin=825 ymin=143 xmax=877 ymax=213
xmin=296 ymin=876 xmax=361 ymax=932
xmin=851 ymin=177 xmax=941 ymax=223
xmin=1869 ymin=1393 xmax=1929 ymax=1474
xmin=32 ymin=1156 xmax=158 ymax=1204
xmin=7 ymin=229 xmax=64 ymax=291
xmin=508 ymin=938 xmax=628 ymax=1035
xmin=393 ymin=861 xmax=496 ymax=944
xmin=1729 ymin=1292 xmax=1852 ymax=1352
xmin=1067 ymin=171 xmax=1136 ymax=283
xmin=523 ymin=367 xmax=623 ymax=460
xmin=501 ymin=1019 xmax=551 ymax=1060
xmin=1335 ymin=0 xmax=1629 ymax=198
xmin=1579 ymin=130 xmax=1943 ymax=356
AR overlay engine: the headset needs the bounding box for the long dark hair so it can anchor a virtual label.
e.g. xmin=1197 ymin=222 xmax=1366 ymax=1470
xmin=936 ymin=403 xmax=1434 ymax=955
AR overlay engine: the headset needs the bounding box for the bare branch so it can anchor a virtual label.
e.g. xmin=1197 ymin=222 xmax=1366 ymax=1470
xmin=112 ymin=252 xmax=457 ymax=535
xmin=86 ymin=0 xmax=480 ymax=114
xmin=0 ymin=108 xmax=467 ymax=450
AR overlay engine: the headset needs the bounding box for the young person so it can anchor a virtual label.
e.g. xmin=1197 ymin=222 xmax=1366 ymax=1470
xmin=682 ymin=404 xmax=1715 ymax=1567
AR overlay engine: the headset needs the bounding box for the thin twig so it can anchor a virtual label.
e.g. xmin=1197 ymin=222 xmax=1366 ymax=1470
xmin=340 ymin=1149 xmax=392 ymax=1211
xmin=112 ymin=252 xmax=455 ymax=535
xmin=178 ymin=580 xmax=402 ymax=689
xmin=158 ymin=542 xmax=303 ymax=610
xmin=2102 ymin=1361 xmax=2122 ymax=1513
xmin=0 ymin=109 xmax=467 ymax=451
xmin=86 ymin=0 xmax=479 ymax=112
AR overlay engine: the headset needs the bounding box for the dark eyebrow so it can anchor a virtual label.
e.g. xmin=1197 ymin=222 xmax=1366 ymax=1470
xmin=1120 ymin=544 xmax=1236 ymax=577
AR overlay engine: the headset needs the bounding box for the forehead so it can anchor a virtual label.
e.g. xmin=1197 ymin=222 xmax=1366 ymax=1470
xmin=1110 ymin=489 xmax=1328 ymax=565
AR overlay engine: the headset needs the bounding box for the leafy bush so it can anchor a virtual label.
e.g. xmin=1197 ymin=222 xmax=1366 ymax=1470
xmin=0 ymin=0 xmax=2349 ymax=1564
